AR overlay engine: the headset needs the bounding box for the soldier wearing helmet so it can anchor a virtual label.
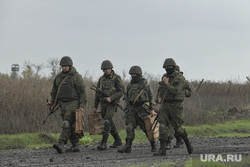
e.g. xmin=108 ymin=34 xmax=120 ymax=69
xmin=118 ymin=65 xmax=157 ymax=153
xmin=154 ymin=58 xmax=193 ymax=156
xmin=93 ymin=60 xmax=124 ymax=150
xmin=47 ymin=56 xmax=87 ymax=153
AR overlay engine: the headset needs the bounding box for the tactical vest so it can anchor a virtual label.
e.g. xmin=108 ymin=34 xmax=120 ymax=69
xmin=127 ymin=79 xmax=149 ymax=104
xmin=100 ymin=74 xmax=117 ymax=96
xmin=161 ymin=73 xmax=185 ymax=101
xmin=57 ymin=75 xmax=79 ymax=102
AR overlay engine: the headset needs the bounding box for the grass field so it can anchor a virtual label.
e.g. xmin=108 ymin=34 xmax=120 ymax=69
xmin=0 ymin=119 xmax=250 ymax=150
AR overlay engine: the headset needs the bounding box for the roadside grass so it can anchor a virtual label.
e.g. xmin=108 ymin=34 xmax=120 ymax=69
xmin=186 ymin=119 xmax=250 ymax=137
xmin=0 ymin=120 xmax=250 ymax=150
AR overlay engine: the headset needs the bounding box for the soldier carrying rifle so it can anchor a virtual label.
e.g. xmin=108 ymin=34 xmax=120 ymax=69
xmin=93 ymin=60 xmax=124 ymax=150
xmin=118 ymin=66 xmax=157 ymax=153
xmin=47 ymin=56 xmax=87 ymax=153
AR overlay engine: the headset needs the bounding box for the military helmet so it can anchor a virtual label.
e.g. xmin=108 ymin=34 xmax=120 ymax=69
xmin=175 ymin=65 xmax=180 ymax=71
xmin=129 ymin=65 xmax=142 ymax=75
xmin=101 ymin=60 xmax=113 ymax=70
xmin=60 ymin=56 xmax=73 ymax=66
xmin=163 ymin=58 xmax=176 ymax=68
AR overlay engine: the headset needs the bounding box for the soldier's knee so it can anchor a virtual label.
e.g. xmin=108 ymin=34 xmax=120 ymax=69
xmin=62 ymin=120 xmax=71 ymax=130
xmin=126 ymin=123 xmax=134 ymax=134
xmin=104 ymin=119 xmax=111 ymax=131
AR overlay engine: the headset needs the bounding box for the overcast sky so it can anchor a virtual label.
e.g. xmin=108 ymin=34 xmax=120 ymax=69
xmin=1 ymin=0 xmax=250 ymax=82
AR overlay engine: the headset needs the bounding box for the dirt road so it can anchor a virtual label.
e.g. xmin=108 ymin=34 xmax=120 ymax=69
xmin=1 ymin=137 xmax=250 ymax=167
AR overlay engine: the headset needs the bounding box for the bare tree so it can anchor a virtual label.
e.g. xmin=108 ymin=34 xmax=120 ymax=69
xmin=47 ymin=58 xmax=61 ymax=78
xmin=21 ymin=60 xmax=34 ymax=79
xmin=32 ymin=63 xmax=44 ymax=75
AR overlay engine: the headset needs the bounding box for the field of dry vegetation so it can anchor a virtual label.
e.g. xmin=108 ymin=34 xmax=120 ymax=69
xmin=1 ymin=70 xmax=250 ymax=135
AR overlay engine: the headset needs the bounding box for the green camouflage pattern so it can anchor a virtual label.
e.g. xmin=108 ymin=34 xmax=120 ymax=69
xmin=94 ymin=70 xmax=124 ymax=135
xmin=50 ymin=66 xmax=87 ymax=144
xmin=156 ymin=71 xmax=189 ymax=141
xmin=124 ymin=77 xmax=155 ymax=141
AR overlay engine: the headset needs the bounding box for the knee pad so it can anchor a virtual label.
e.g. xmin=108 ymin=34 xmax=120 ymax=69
xmin=104 ymin=119 xmax=111 ymax=131
xmin=62 ymin=120 xmax=71 ymax=130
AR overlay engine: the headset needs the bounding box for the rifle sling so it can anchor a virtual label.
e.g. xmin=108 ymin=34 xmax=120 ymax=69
xmin=132 ymin=82 xmax=149 ymax=107
xmin=52 ymin=74 xmax=70 ymax=109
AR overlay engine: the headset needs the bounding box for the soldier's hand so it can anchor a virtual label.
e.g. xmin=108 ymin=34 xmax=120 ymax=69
xmin=79 ymin=107 xmax=84 ymax=111
xmin=105 ymin=97 xmax=112 ymax=103
xmin=47 ymin=102 xmax=52 ymax=109
xmin=163 ymin=77 xmax=169 ymax=84
xmin=93 ymin=108 xmax=97 ymax=113
xmin=150 ymin=110 xmax=156 ymax=116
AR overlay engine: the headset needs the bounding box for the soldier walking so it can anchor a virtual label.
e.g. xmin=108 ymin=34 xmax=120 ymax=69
xmin=93 ymin=60 xmax=124 ymax=150
xmin=154 ymin=58 xmax=193 ymax=156
xmin=118 ymin=66 xmax=157 ymax=153
xmin=47 ymin=56 xmax=87 ymax=153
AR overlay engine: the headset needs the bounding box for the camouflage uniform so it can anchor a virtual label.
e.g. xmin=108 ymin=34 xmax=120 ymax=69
xmin=50 ymin=56 xmax=87 ymax=153
xmin=94 ymin=60 xmax=124 ymax=150
xmin=118 ymin=66 xmax=156 ymax=153
xmin=154 ymin=58 xmax=193 ymax=156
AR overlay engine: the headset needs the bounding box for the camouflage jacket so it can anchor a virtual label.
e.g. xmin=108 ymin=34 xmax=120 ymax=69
xmin=94 ymin=70 xmax=124 ymax=108
xmin=50 ymin=66 xmax=87 ymax=108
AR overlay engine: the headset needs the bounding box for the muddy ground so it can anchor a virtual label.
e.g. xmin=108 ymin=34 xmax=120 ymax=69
xmin=1 ymin=137 xmax=250 ymax=167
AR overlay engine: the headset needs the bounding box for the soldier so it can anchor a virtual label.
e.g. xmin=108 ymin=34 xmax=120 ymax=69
xmin=172 ymin=65 xmax=192 ymax=148
xmin=154 ymin=58 xmax=193 ymax=156
xmin=47 ymin=56 xmax=87 ymax=153
xmin=118 ymin=66 xmax=157 ymax=153
xmin=93 ymin=60 xmax=124 ymax=150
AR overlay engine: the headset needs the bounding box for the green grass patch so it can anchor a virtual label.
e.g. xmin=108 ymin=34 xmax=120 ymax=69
xmin=1 ymin=120 xmax=250 ymax=150
xmin=185 ymin=119 xmax=250 ymax=137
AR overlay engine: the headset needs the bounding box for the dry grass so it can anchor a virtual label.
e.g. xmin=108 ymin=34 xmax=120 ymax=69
xmin=1 ymin=73 xmax=250 ymax=134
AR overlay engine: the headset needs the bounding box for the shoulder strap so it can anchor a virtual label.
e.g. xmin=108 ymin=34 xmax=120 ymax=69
xmin=52 ymin=74 xmax=70 ymax=108
xmin=132 ymin=81 xmax=149 ymax=106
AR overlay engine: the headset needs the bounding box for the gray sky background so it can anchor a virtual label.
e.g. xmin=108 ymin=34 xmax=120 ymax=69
xmin=1 ymin=0 xmax=250 ymax=82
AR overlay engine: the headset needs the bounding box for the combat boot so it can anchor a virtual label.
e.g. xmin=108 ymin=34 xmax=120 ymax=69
xmin=153 ymin=139 xmax=166 ymax=156
xmin=53 ymin=141 xmax=65 ymax=153
xmin=97 ymin=134 xmax=108 ymax=150
xmin=110 ymin=133 xmax=122 ymax=148
xmin=66 ymin=143 xmax=80 ymax=152
xmin=174 ymin=135 xmax=184 ymax=148
xmin=183 ymin=137 xmax=194 ymax=154
xmin=150 ymin=141 xmax=157 ymax=152
xmin=118 ymin=138 xmax=132 ymax=153
xmin=166 ymin=139 xmax=171 ymax=150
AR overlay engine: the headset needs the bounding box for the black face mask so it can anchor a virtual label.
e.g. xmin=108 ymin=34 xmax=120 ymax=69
xmin=131 ymin=76 xmax=141 ymax=83
xmin=165 ymin=68 xmax=175 ymax=74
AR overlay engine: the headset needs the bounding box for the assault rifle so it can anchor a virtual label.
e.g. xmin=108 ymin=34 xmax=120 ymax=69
xmin=90 ymin=85 xmax=124 ymax=112
xmin=42 ymin=99 xmax=61 ymax=125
